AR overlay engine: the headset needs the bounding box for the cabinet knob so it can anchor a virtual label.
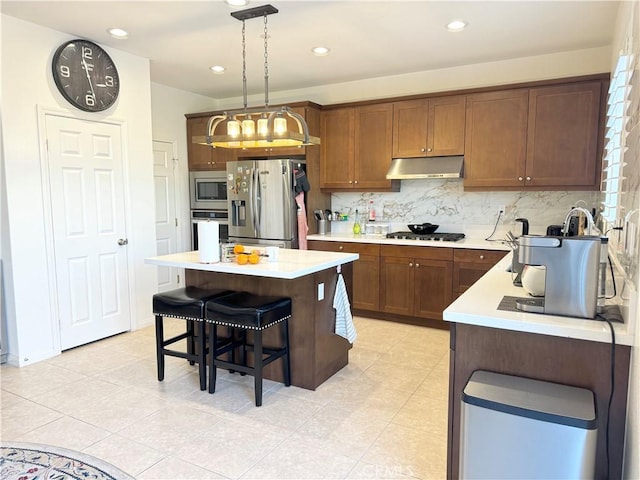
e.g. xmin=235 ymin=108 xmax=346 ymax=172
xmin=526 ymin=176 xmax=531 ymax=181
xmin=427 ymin=148 xmax=432 ymax=152
xmin=339 ymin=245 xmax=343 ymax=251
xmin=349 ymin=180 xmax=353 ymax=184
xmin=518 ymin=176 xmax=524 ymax=181
xmin=421 ymin=148 xmax=426 ymax=152
xmin=415 ymin=263 xmax=420 ymax=268
xmin=409 ymin=262 xmax=413 ymax=267
xmin=479 ymin=255 xmax=485 ymax=260
xmin=354 ymin=180 xmax=358 ymax=184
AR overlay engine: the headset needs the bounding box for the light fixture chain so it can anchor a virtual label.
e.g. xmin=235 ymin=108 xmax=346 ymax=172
xmin=242 ymin=19 xmax=248 ymax=110
xmin=263 ymin=13 xmax=269 ymax=107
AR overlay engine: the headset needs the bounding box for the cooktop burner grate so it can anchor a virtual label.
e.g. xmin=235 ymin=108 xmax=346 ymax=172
xmin=386 ymin=232 xmax=466 ymax=242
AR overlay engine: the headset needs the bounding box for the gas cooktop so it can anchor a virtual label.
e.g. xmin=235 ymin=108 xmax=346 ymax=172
xmin=386 ymin=232 xmax=466 ymax=242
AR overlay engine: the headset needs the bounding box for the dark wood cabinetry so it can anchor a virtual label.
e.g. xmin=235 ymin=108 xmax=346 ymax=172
xmin=307 ymin=240 xmax=380 ymax=311
xmin=186 ymin=115 xmax=237 ymax=171
xmin=392 ymin=95 xmax=466 ymax=158
xmin=464 ymin=80 xmax=605 ymax=191
xmin=452 ymin=249 xmax=507 ymax=298
xmin=320 ymin=104 xmax=399 ymax=191
xmin=380 ymin=245 xmax=453 ymax=322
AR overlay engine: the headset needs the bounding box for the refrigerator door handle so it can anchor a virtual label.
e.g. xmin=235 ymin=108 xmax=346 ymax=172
xmin=252 ymin=166 xmax=260 ymax=236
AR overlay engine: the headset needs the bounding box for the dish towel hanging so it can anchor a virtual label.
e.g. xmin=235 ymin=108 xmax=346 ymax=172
xmin=295 ymin=191 xmax=308 ymax=250
xmin=333 ymin=273 xmax=357 ymax=344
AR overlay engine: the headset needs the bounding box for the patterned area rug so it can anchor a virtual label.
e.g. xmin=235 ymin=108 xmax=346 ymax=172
xmin=0 ymin=442 xmax=135 ymax=480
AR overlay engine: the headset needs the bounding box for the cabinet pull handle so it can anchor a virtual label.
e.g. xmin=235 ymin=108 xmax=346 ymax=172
xmin=421 ymin=147 xmax=426 ymax=152
xmin=526 ymin=176 xmax=531 ymax=181
xmin=354 ymin=180 xmax=358 ymax=184
xmin=427 ymin=148 xmax=432 ymax=152
xmin=349 ymin=180 xmax=353 ymax=184
xmin=479 ymin=255 xmax=485 ymax=260
xmin=339 ymin=245 xmax=343 ymax=250
xmin=415 ymin=263 xmax=420 ymax=268
xmin=409 ymin=262 xmax=413 ymax=267
xmin=518 ymin=176 xmax=523 ymax=181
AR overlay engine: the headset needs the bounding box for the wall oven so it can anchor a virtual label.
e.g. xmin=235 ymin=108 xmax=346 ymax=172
xmin=191 ymin=210 xmax=229 ymax=250
xmin=190 ymin=171 xmax=228 ymax=210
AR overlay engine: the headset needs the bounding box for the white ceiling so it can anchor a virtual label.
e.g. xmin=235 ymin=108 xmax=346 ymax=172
xmin=1 ymin=1 xmax=620 ymax=100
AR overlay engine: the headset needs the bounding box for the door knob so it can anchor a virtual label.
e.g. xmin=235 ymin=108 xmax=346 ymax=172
xmin=118 ymin=238 xmax=129 ymax=246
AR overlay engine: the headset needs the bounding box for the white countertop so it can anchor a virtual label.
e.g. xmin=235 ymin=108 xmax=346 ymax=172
xmin=145 ymin=249 xmax=359 ymax=280
xmin=443 ymin=253 xmax=635 ymax=346
xmin=307 ymin=232 xmax=510 ymax=251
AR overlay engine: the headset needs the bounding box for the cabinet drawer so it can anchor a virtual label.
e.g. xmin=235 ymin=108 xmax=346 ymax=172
xmin=453 ymin=249 xmax=506 ymax=265
xmin=308 ymin=240 xmax=379 ymax=256
xmin=381 ymin=245 xmax=453 ymax=261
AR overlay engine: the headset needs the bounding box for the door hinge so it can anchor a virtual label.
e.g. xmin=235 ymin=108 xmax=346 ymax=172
xmin=177 ymin=274 xmax=181 ymax=284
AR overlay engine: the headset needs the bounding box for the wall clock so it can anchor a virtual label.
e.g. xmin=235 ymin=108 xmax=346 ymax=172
xmin=52 ymin=39 xmax=120 ymax=112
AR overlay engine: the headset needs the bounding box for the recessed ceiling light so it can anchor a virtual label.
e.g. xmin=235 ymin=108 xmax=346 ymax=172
xmin=226 ymin=0 xmax=249 ymax=6
xmin=446 ymin=20 xmax=468 ymax=32
xmin=210 ymin=65 xmax=226 ymax=74
xmin=312 ymin=46 xmax=330 ymax=57
xmin=107 ymin=28 xmax=128 ymax=39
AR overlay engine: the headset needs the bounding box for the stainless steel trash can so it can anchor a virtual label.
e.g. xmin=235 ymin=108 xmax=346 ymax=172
xmin=460 ymin=370 xmax=597 ymax=479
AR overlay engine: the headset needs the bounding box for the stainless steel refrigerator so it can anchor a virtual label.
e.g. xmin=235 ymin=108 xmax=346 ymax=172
xmin=226 ymin=158 xmax=306 ymax=248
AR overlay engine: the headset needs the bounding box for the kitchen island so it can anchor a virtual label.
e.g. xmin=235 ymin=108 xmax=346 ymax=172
xmin=146 ymin=249 xmax=359 ymax=390
xmin=443 ymin=253 xmax=633 ymax=480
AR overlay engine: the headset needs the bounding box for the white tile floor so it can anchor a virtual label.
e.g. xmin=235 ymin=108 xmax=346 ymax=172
xmin=0 ymin=317 xmax=450 ymax=479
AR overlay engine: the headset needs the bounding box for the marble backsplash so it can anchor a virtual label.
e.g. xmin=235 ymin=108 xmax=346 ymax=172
xmin=330 ymin=180 xmax=599 ymax=236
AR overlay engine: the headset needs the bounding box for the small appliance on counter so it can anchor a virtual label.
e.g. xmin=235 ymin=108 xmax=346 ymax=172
xmin=515 ymin=235 xmax=601 ymax=318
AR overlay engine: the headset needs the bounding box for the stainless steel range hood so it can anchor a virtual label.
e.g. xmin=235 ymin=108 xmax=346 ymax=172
xmin=386 ymin=156 xmax=464 ymax=180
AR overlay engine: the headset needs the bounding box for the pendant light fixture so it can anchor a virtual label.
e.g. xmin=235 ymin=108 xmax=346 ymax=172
xmin=194 ymin=4 xmax=320 ymax=149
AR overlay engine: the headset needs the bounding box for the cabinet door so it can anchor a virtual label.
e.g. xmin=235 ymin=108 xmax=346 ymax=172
xmin=464 ymin=90 xmax=529 ymax=189
xmin=354 ymin=103 xmax=396 ymax=190
xmin=187 ymin=116 xmax=214 ymax=170
xmin=380 ymin=255 xmax=413 ymax=316
xmin=413 ymin=259 xmax=453 ymax=320
xmin=526 ymin=82 xmax=602 ymax=188
xmin=427 ymin=95 xmax=466 ymax=157
xmin=392 ymin=99 xmax=429 ymax=157
xmin=320 ymin=108 xmax=355 ymax=189
xmin=187 ymin=116 xmax=237 ymax=170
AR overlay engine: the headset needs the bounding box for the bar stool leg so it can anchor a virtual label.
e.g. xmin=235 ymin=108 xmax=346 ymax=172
xmin=283 ymin=319 xmax=291 ymax=387
xmin=187 ymin=319 xmax=195 ymax=365
xmin=155 ymin=315 xmax=165 ymax=381
xmin=254 ymin=329 xmax=263 ymax=407
xmin=197 ymin=320 xmax=206 ymax=391
xmin=208 ymin=324 xmax=218 ymax=394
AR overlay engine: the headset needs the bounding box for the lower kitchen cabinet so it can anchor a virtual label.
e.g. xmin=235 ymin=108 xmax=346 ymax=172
xmin=380 ymin=245 xmax=453 ymax=321
xmin=452 ymin=249 xmax=507 ymax=298
xmin=307 ymin=240 xmax=380 ymax=311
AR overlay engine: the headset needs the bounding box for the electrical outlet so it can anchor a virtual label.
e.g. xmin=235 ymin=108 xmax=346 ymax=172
xmin=498 ymin=205 xmax=506 ymax=215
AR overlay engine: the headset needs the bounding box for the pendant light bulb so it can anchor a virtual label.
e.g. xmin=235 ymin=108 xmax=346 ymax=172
xmin=274 ymin=116 xmax=287 ymax=136
xmin=227 ymin=118 xmax=241 ymax=137
xmin=242 ymin=118 xmax=256 ymax=137
xmin=257 ymin=116 xmax=269 ymax=136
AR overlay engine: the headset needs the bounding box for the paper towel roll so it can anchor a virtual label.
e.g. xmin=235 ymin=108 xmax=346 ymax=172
xmin=198 ymin=221 xmax=220 ymax=263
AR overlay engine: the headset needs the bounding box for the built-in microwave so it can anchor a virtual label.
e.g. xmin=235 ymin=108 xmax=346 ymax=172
xmin=189 ymin=171 xmax=228 ymax=210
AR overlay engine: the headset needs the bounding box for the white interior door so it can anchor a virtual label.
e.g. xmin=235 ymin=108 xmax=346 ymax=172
xmin=45 ymin=115 xmax=131 ymax=350
xmin=152 ymin=140 xmax=180 ymax=292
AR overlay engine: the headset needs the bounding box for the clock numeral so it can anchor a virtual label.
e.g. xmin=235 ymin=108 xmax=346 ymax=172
xmin=105 ymin=76 xmax=115 ymax=87
xmin=85 ymin=94 xmax=96 ymax=107
xmin=59 ymin=65 xmax=70 ymax=78
xmin=82 ymin=46 xmax=93 ymax=60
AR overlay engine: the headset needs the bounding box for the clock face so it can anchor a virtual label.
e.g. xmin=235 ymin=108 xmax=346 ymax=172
xmin=52 ymin=39 xmax=120 ymax=112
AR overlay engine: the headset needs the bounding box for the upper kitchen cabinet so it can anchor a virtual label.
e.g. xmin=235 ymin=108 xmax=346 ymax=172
xmin=186 ymin=115 xmax=237 ymax=171
xmin=392 ymin=95 xmax=466 ymax=158
xmin=320 ymin=103 xmax=399 ymax=191
xmin=464 ymin=79 xmax=605 ymax=190
xmin=525 ymin=82 xmax=602 ymax=189
xmin=463 ymin=89 xmax=529 ymax=189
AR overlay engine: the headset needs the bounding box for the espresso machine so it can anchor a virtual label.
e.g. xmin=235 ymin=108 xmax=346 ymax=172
xmin=515 ymin=235 xmax=601 ymax=318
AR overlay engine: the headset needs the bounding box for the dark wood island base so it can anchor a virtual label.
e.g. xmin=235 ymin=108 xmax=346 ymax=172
xmin=186 ymin=263 xmax=353 ymax=390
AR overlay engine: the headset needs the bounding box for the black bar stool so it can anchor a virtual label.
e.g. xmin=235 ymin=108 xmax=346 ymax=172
xmin=153 ymin=287 xmax=232 ymax=390
xmin=205 ymin=292 xmax=292 ymax=406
